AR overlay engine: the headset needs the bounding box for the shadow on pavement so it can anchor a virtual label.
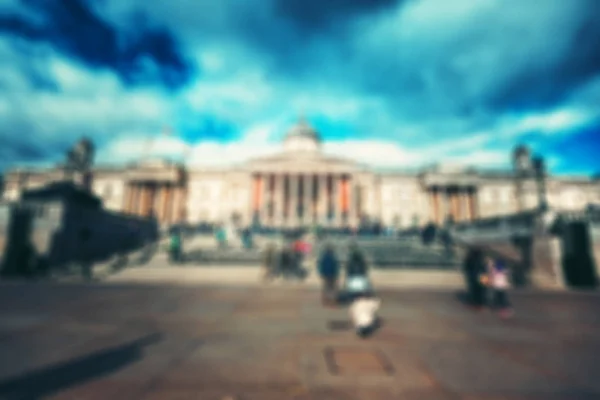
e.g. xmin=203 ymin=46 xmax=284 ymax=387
xmin=0 ymin=333 xmax=162 ymax=400
xmin=454 ymin=290 xmax=471 ymax=306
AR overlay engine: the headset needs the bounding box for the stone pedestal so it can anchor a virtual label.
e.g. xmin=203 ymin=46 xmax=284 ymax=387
xmin=529 ymin=212 xmax=564 ymax=289
xmin=530 ymin=235 xmax=564 ymax=289
xmin=590 ymin=225 xmax=600 ymax=279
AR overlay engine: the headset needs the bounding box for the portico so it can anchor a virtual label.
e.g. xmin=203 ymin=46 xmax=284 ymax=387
xmin=122 ymin=160 xmax=187 ymax=225
xmin=245 ymin=118 xmax=363 ymax=228
xmin=251 ymin=172 xmax=360 ymax=228
xmin=421 ymin=167 xmax=481 ymax=225
xmin=426 ymin=185 xmax=478 ymax=225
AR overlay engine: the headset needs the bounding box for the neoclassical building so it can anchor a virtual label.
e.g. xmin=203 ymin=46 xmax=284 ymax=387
xmin=3 ymin=119 xmax=600 ymax=228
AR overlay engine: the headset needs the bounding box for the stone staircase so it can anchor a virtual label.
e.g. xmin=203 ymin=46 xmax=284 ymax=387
xmin=184 ymin=236 xmax=461 ymax=269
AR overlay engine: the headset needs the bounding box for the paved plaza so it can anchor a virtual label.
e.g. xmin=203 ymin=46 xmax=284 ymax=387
xmin=0 ymin=280 xmax=600 ymax=399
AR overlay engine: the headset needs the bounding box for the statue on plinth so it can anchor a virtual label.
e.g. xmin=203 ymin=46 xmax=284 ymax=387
xmin=63 ymin=137 xmax=95 ymax=191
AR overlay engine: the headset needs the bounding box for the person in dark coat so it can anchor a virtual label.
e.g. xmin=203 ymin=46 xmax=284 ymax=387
xmin=262 ymin=242 xmax=277 ymax=281
xmin=279 ymin=243 xmax=296 ymax=280
xmin=422 ymin=222 xmax=436 ymax=246
xmin=346 ymin=244 xmax=368 ymax=278
xmin=318 ymin=244 xmax=340 ymax=306
xmin=463 ymin=247 xmax=487 ymax=309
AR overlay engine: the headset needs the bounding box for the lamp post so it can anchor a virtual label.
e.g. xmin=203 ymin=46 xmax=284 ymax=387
xmin=532 ymin=156 xmax=547 ymax=212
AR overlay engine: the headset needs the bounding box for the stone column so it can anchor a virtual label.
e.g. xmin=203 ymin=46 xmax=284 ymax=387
xmin=340 ymin=175 xmax=349 ymax=226
xmin=289 ymin=173 xmax=298 ymax=227
xmin=151 ymin=185 xmax=158 ymax=217
xmin=156 ymin=185 xmax=165 ymax=223
xmin=122 ymin=184 xmax=131 ymax=213
xmin=305 ymin=174 xmax=313 ymax=225
xmin=176 ymin=185 xmax=186 ymax=223
xmin=450 ymin=189 xmax=459 ymax=222
xmin=431 ymin=188 xmax=438 ymax=225
xmin=347 ymin=175 xmax=355 ymax=227
xmin=297 ymin=174 xmax=304 ymax=225
xmin=458 ymin=189 xmax=467 ymax=222
xmin=319 ymin=174 xmax=328 ymax=225
xmin=251 ymin=174 xmax=261 ymax=225
xmin=332 ymin=174 xmax=340 ymax=227
xmin=162 ymin=185 xmax=168 ymax=222
xmin=268 ymin=174 xmax=275 ymax=225
xmin=272 ymin=174 xmax=281 ymax=227
xmin=259 ymin=173 xmax=269 ymax=225
xmin=138 ymin=184 xmax=147 ymax=217
xmin=281 ymin=174 xmax=288 ymax=224
xmin=469 ymin=189 xmax=478 ymax=220
xmin=354 ymin=182 xmax=362 ymax=224
xmin=440 ymin=187 xmax=448 ymax=224
xmin=426 ymin=189 xmax=433 ymax=223
xmin=171 ymin=185 xmax=180 ymax=223
xmin=162 ymin=185 xmax=170 ymax=223
xmin=146 ymin=184 xmax=154 ymax=217
xmin=136 ymin=184 xmax=144 ymax=216
xmin=180 ymin=183 xmax=188 ymax=223
xmin=131 ymin=184 xmax=139 ymax=216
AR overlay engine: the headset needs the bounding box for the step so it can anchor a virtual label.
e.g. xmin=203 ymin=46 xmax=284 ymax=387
xmin=106 ymin=266 xmax=464 ymax=289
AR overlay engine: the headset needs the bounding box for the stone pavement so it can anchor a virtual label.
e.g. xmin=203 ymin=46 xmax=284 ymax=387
xmin=106 ymin=263 xmax=465 ymax=290
xmin=0 ymin=282 xmax=600 ymax=399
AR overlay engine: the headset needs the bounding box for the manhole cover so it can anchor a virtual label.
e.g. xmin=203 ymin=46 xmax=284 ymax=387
xmin=324 ymin=347 xmax=394 ymax=376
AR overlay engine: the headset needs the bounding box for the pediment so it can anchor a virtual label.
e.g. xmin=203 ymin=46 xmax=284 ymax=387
xmin=245 ymin=151 xmax=363 ymax=174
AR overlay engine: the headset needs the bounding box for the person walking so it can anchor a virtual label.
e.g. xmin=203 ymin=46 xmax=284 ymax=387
xmin=344 ymin=244 xmax=371 ymax=303
xmin=486 ymin=257 xmax=514 ymax=318
xmin=346 ymin=243 xmax=368 ymax=278
xmin=169 ymin=229 xmax=182 ymax=264
xmin=279 ymin=243 xmax=296 ymax=280
xmin=215 ymin=224 xmax=227 ymax=249
xmin=463 ymin=247 xmax=487 ymax=310
xmin=262 ymin=242 xmax=277 ymax=282
xmin=349 ymin=290 xmax=382 ymax=339
xmin=318 ymin=244 xmax=340 ymax=306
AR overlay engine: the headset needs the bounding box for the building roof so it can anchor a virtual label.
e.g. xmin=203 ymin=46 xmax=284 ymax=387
xmin=283 ymin=117 xmax=321 ymax=143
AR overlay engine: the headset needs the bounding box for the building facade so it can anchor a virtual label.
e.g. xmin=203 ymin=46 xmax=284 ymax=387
xmin=3 ymin=120 xmax=600 ymax=228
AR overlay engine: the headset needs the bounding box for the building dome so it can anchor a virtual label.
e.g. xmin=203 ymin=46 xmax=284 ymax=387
xmin=283 ymin=117 xmax=321 ymax=153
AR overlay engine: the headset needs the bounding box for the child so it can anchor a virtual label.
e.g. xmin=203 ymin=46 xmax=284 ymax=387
xmin=349 ymin=291 xmax=381 ymax=338
xmin=487 ymin=257 xmax=513 ymax=318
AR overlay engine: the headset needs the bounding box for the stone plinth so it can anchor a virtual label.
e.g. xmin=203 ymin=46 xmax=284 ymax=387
xmin=530 ymin=235 xmax=565 ymax=289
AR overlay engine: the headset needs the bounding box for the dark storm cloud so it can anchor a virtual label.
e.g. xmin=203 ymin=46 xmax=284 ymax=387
xmin=0 ymin=0 xmax=196 ymax=91
xmin=229 ymin=0 xmax=600 ymax=119
xmin=1 ymin=0 xmax=600 ymax=173
xmin=273 ymin=0 xmax=401 ymax=33
xmin=488 ymin=6 xmax=600 ymax=112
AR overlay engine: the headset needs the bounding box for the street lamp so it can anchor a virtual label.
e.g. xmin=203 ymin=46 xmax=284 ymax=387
xmin=532 ymin=156 xmax=547 ymax=212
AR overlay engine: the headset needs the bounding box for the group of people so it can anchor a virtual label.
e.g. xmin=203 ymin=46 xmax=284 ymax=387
xmin=262 ymin=236 xmax=311 ymax=281
xmin=463 ymin=247 xmax=513 ymax=318
xmin=317 ymin=243 xmax=382 ymax=339
xmin=215 ymin=224 xmax=254 ymax=250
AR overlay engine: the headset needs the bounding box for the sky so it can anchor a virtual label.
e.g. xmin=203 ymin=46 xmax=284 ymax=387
xmin=0 ymin=0 xmax=599 ymax=175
